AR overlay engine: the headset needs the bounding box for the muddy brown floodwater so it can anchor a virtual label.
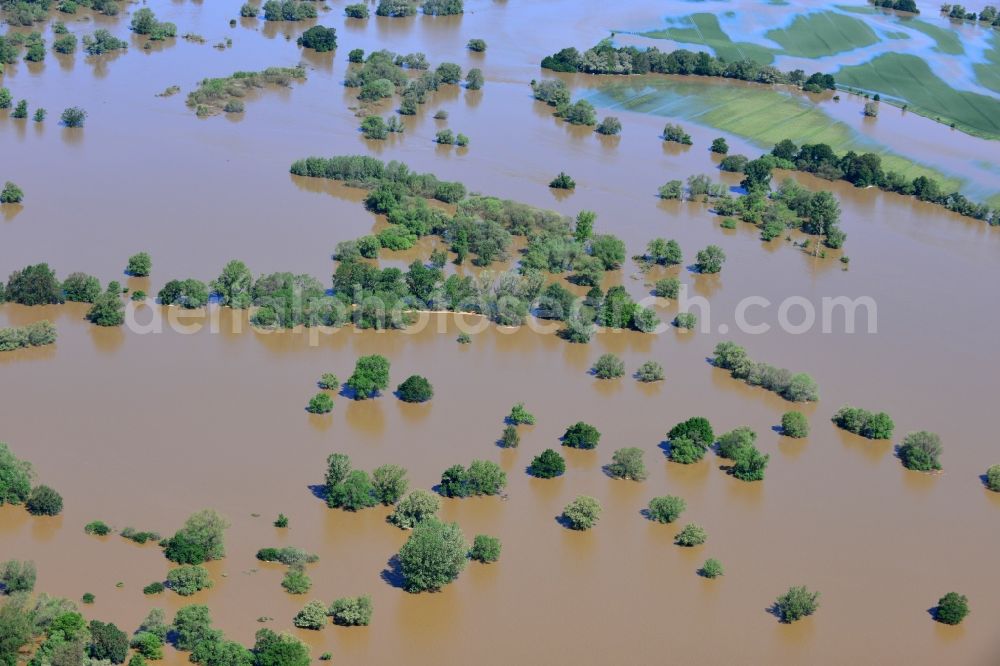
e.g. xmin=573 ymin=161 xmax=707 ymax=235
xmin=2 ymin=0 xmax=999 ymax=664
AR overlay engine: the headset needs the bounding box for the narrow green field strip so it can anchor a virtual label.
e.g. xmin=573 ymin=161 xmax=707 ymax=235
xmin=974 ymin=33 xmax=1000 ymax=94
xmin=590 ymin=80 xmax=963 ymax=189
xmin=903 ymin=18 xmax=964 ymax=55
xmin=642 ymin=13 xmax=777 ymax=64
xmin=837 ymin=53 xmax=1000 ymax=139
xmin=766 ymin=11 xmax=880 ymax=58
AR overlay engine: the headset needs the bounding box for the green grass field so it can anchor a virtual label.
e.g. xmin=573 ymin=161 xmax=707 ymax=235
xmin=903 ymin=18 xmax=964 ymax=55
xmin=637 ymin=9 xmax=1000 ymax=140
xmin=974 ymin=34 xmax=1000 ymax=94
xmin=589 ymin=79 xmax=961 ymax=189
xmin=765 ymin=11 xmax=879 ymax=58
xmin=835 ymin=5 xmax=878 ymax=14
xmin=642 ymin=13 xmax=776 ymax=64
xmin=837 ymin=53 xmax=1000 ymax=139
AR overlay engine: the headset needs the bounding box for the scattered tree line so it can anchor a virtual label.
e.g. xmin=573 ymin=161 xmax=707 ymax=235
xmin=941 ymin=3 xmax=1000 ymax=25
xmin=712 ymin=341 xmax=820 ymax=402
xmin=734 ymin=139 xmax=997 ymax=226
xmin=0 ymin=320 xmax=56 ymax=352
xmin=2 ymin=263 xmax=126 ymax=325
xmin=262 ymin=0 xmax=317 ymax=21
xmin=530 ymin=79 xmax=597 ymax=126
xmin=186 ymin=66 xmax=306 ymax=117
xmin=541 ymin=39 xmax=836 ymax=91
xmin=346 ymin=49 xmax=463 ymax=114
xmin=868 ymin=0 xmax=919 ymax=12
xmin=289 ymin=156 xmax=645 ymax=340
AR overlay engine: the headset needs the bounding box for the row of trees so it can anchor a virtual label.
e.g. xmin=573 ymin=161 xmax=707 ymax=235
xmin=712 ymin=341 xmax=820 ymax=402
xmin=762 ymin=138 xmax=997 ymax=225
xmin=169 ymin=605 xmax=312 ymax=664
xmin=187 ymin=67 xmax=306 ymax=117
xmin=869 ymin=0 xmax=919 ymax=12
xmin=2 ymin=263 xmax=128 ymax=328
xmin=941 ymin=3 xmax=1000 ymax=24
xmin=541 ymin=40 xmax=836 ymax=91
xmin=291 ymin=155 xmax=652 ymax=340
xmin=262 ymin=0 xmax=317 ymax=21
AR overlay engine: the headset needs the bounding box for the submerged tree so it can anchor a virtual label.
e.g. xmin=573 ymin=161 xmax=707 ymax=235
xmin=0 ymin=181 xmax=24 ymax=204
xmin=562 ymin=496 xmax=601 ymax=530
xmin=297 ymin=25 xmax=337 ymax=52
xmin=592 ymin=353 xmax=625 ymax=379
xmin=898 ymin=431 xmax=943 ymax=471
xmin=397 ymin=375 xmax=433 ymax=403
xmin=397 ymin=518 xmax=467 ymax=592
xmin=388 ymin=489 xmax=440 ymax=529
xmin=606 ymin=447 xmax=647 ymax=481
xmin=647 ymin=496 xmax=685 ymax=523
xmin=528 ymin=449 xmax=566 ymax=478
xmin=163 ymin=509 xmax=230 ymax=564
xmin=347 ymin=355 xmax=390 ymax=399
xmin=934 ymin=592 xmax=969 ymax=625
xmin=774 ymin=586 xmax=820 ymax=623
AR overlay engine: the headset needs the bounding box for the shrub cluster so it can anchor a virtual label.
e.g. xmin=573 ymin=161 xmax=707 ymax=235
xmin=541 ymin=40 xmax=836 ymax=91
xmin=832 ymin=406 xmax=895 ymax=439
xmin=712 ymin=341 xmax=819 ymax=402
xmin=439 ymin=460 xmax=506 ymax=497
xmin=0 ymin=320 xmax=57 ymax=352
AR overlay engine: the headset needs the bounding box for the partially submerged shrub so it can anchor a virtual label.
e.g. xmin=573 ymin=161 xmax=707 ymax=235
xmin=329 ymin=595 xmax=373 ymax=625
xmin=469 ymin=534 xmax=501 ymax=563
xmin=528 ymin=449 xmax=565 ymax=478
xmin=562 ymin=496 xmax=601 ymax=530
xmin=700 ymin=558 xmax=723 ymax=578
xmin=774 ymin=586 xmax=820 ymax=623
xmin=647 ymin=496 xmax=685 ymax=523
xmin=675 ymin=523 xmax=707 ymax=546
xmin=592 ymin=353 xmax=624 ymax=379
xmin=898 ymin=431 xmax=943 ymax=471
xmin=166 ymin=565 xmax=213 ymax=596
xmin=631 ymin=360 xmax=663 ymax=384
xmin=781 ymin=411 xmax=809 ymax=438
xmin=562 ymin=422 xmax=600 ymax=449
xmin=606 ymin=447 xmax=647 ymax=481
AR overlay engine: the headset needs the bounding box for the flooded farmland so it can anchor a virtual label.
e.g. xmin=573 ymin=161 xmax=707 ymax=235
xmin=2 ymin=0 xmax=1000 ymax=664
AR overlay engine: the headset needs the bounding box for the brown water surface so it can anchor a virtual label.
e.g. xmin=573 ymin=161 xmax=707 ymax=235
xmin=1 ymin=1 xmax=999 ymax=664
